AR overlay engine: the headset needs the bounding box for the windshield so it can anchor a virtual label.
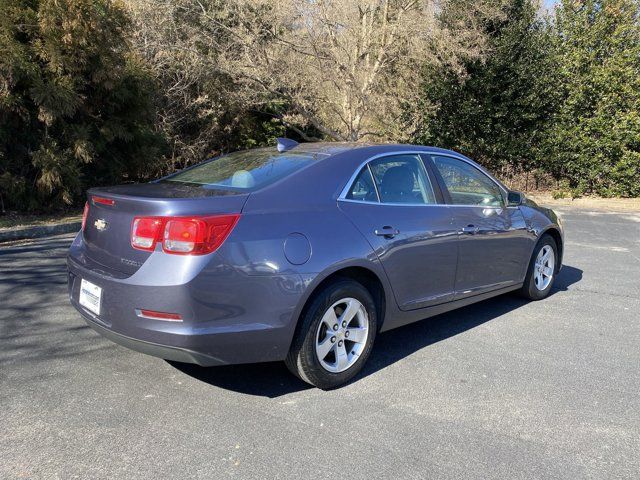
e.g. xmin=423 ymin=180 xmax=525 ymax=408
xmin=162 ymin=149 xmax=323 ymax=191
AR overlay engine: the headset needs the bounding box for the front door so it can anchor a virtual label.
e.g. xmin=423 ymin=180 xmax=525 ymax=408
xmin=339 ymin=154 xmax=459 ymax=310
xmin=428 ymin=154 xmax=531 ymax=298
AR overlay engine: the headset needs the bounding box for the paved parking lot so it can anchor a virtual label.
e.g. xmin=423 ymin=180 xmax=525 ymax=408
xmin=1 ymin=208 xmax=639 ymax=479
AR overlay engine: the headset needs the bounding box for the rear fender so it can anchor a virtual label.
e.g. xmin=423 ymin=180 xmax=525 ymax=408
xmin=289 ymin=257 xmax=398 ymax=348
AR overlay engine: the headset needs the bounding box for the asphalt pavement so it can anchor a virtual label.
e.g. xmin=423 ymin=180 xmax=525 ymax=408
xmin=1 ymin=207 xmax=639 ymax=479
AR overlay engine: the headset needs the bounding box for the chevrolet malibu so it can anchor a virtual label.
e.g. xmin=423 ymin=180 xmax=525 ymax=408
xmin=68 ymin=140 xmax=564 ymax=389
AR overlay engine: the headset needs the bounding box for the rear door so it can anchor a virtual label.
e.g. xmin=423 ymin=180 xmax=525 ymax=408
xmin=338 ymin=153 xmax=458 ymax=311
xmin=427 ymin=154 xmax=530 ymax=298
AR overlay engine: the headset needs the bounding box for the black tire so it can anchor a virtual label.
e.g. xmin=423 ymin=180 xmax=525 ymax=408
xmin=520 ymin=234 xmax=558 ymax=300
xmin=285 ymin=279 xmax=378 ymax=389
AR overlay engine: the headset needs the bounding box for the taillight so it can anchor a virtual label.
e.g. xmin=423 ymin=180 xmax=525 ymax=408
xmin=81 ymin=202 xmax=89 ymax=231
xmin=131 ymin=217 xmax=163 ymax=251
xmin=163 ymin=218 xmax=201 ymax=253
xmin=131 ymin=214 xmax=239 ymax=255
xmin=164 ymin=215 xmax=239 ymax=254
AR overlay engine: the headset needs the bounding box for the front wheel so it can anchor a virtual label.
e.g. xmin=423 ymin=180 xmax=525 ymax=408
xmin=520 ymin=234 xmax=558 ymax=300
xmin=285 ymin=279 xmax=377 ymax=389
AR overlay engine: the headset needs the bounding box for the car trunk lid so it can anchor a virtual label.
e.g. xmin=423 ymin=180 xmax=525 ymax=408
xmin=82 ymin=183 xmax=248 ymax=276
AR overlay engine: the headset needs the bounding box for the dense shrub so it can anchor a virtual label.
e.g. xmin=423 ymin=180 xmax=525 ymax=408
xmin=412 ymin=0 xmax=558 ymax=176
xmin=544 ymin=0 xmax=640 ymax=197
xmin=0 ymin=0 xmax=163 ymax=212
xmin=413 ymin=0 xmax=640 ymax=198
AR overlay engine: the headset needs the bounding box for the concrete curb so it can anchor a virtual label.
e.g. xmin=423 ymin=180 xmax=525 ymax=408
xmin=0 ymin=221 xmax=81 ymax=243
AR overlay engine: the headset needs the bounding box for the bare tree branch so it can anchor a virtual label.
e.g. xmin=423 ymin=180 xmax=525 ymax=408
xmin=124 ymin=0 xmax=501 ymax=144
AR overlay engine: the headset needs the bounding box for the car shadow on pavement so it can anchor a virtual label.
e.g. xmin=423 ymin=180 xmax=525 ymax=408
xmin=552 ymin=264 xmax=583 ymax=291
xmin=169 ymin=265 xmax=583 ymax=397
xmin=168 ymin=360 xmax=314 ymax=397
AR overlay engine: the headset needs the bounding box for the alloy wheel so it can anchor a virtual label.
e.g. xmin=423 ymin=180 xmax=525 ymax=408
xmin=315 ymin=297 xmax=369 ymax=373
xmin=534 ymin=245 xmax=555 ymax=291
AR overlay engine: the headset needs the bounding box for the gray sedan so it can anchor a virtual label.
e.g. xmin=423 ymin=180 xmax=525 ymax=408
xmin=68 ymin=140 xmax=563 ymax=388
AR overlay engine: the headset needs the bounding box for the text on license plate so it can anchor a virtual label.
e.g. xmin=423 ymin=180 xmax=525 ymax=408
xmin=79 ymin=278 xmax=102 ymax=316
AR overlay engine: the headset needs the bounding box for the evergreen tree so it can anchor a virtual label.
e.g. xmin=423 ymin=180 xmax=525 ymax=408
xmin=412 ymin=0 xmax=557 ymax=177
xmin=546 ymin=0 xmax=640 ymax=196
xmin=0 ymin=0 xmax=163 ymax=212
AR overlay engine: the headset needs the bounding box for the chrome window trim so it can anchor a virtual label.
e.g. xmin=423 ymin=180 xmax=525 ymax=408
xmin=338 ymin=150 xmax=509 ymax=207
xmin=339 ymin=197 xmax=510 ymax=209
xmin=367 ymin=163 xmax=381 ymax=203
xmin=339 ymin=198 xmax=443 ymax=207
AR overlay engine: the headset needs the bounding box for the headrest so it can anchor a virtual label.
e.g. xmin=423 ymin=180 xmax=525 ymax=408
xmin=231 ymin=170 xmax=255 ymax=188
xmin=380 ymin=166 xmax=414 ymax=195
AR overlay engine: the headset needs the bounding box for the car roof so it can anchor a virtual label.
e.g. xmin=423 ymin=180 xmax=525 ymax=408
xmin=272 ymin=142 xmax=371 ymax=156
xmin=293 ymin=142 xmax=510 ymax=193
xmin=283 ymin=142 xmax=458 ymax=158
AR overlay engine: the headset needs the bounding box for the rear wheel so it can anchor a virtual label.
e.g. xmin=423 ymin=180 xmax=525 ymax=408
xmin=520 ymin=234 xmax=558 ymax=300
xmin=286 ymin=279 xmax=377 ymax=389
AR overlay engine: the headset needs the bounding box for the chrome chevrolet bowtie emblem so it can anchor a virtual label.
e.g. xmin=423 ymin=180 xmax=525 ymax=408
xmin=94 ymin=219 xmax=108 ymax=231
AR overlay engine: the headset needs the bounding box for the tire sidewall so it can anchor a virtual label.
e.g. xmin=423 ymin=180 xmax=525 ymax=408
xmin=289 ymin=280 xmax=377 ymax=389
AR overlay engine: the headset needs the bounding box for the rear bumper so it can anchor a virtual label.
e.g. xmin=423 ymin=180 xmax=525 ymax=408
xmin=67 ymin=237 xmax=305 ymax=366
xmin=81 ymin=313 xmax=226 ymax=366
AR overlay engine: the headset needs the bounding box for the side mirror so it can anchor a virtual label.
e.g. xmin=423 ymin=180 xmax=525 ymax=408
xmin=507 ymin=190 xmax=524 ymax=207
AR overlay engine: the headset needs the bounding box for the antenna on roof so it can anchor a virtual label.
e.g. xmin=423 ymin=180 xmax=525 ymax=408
xmin=276 ymin=137 xmax=299 ymax=152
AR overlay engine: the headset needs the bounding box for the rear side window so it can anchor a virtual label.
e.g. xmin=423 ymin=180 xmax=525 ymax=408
xmin=432 ymin=155 xmax=504 ymax=206
xmin=369 ymin=155 xmax=436 ymax=205
xmin=163 ymin=149 xmax=322 ymax=191
xmin=346 ymin=167 xmax=377 ymax=202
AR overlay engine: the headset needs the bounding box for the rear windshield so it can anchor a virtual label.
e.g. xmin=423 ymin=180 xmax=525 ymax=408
xmin=162 ymin=149 xmax=322 ymax=191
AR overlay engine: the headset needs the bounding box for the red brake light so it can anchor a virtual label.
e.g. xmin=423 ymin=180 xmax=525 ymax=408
xmin=131 ymin=217 xmax=163 ymax=251
xmin=92 ymin=196 xmax=115 ymax=206
xmin=163 ymin=215 xmax=240 ymax=255
xmin=163 ymin=218 xmax=201 ymax=253
xmin=81 ymin=202 xmax=89 ymax=231
xmin=130 ymin=214 xmax=239 ymax=255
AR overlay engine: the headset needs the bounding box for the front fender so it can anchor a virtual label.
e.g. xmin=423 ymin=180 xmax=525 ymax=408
xmin=519 ymin=204 xmax=564 ymax=268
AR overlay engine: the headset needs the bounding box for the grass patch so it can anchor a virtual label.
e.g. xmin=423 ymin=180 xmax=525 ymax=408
xmin=0 ymin=211 xmax=82 ymax=230
xmin=527 ymin=193 xmax=640 ymax=212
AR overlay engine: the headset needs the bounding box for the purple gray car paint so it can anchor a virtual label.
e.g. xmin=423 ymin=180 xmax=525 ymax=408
xmin=67 ymin=143 xmax=563 ymax=366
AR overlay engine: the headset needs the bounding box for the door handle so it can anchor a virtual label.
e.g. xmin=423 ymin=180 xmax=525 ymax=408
xmin=460 ymin=224 xmax=479 ymax=235
xmin=374 ymin=226 xmax=400 ymax=239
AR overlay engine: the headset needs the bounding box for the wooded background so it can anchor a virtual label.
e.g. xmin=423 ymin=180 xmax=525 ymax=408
xmin=1 ymin=0 xmax=639 ymax=213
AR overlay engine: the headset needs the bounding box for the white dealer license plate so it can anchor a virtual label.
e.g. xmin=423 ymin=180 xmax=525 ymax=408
xmin=79 ymin=278 xmax=102 ymax=316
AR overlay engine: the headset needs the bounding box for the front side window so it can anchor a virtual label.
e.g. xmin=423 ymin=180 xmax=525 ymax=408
xmin=368 ymin=155 xmax=436 ymax=205
xmin=431 ymin=156 xmax=504 ymax=207
xmin=163 ymin=149 xmax=323 ymax=191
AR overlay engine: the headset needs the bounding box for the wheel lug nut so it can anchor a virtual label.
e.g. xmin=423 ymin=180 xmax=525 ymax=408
xmin=331 ymin=336 xmax=336 ymax=343
xmin=333 ymin=324 xmax=338 ymax=331
xmin=338 ymin=340 xmax=344 ymax=347
xmin=342 ymin=321 xmax=346 ymax=328
xmin=345 ymin=331 xmax=350 ymax=338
